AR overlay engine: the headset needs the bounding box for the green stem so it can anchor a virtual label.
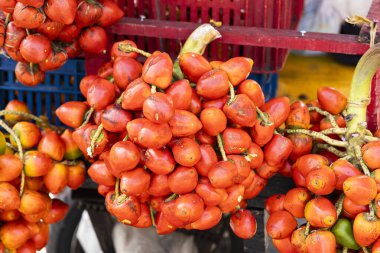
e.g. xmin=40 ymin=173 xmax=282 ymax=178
xmin=118 ymin=44 xmax=151 ymax=58
xmin=305 ymin=222 xmax=310 ymax=236
xmin=334 ymin=194 xmax=345 ymax=217
xmin=256 ymin=107 xmax=273 ymax=126
xmin=342 ymin=247 xmax=348 ymax=253
xmin=308 ymin=107 xmax=339 ymax=129
xmin=116 ymin=93 xmax=124 ymax=105
xmin=0 ymin=119 xmax=25 ymax=196
xmin=217 ymin=134 xmax=227 ymax=161
xmin=165 ymin=193 xmax=179 ymax=203
xmin=285 ymin=129 xmax=348 ymax=147
xmin=151 ymin=85 xmax=157 ymax=93
xmin=362 ymin=247 xmax=370 ymax=253
xmin=346 ymin=43 xmax=380 ymax=136
xmin=5 ymin=142 xmax=17 ymax=152
xmin=149 ymin=205 xmax=156 ymax=227
xmin=87 ymin=124 xmax=103 ymax=158
xmin=115 ymin=178 xmax=120 ymax=198
xmin=354 ymin=146 xmax=371 ymax=176
xmin=80 ymin=107 xmax=94 ymax=128
xmin=315 ymin=144 xmax=347 ymax=157
xmin=319 ymin=128 xmax=346 ymax=135
xmin=227 ymin=83 xmax=236 ymax=105
xmin=364 ymin=135 xmax=380 ymax=142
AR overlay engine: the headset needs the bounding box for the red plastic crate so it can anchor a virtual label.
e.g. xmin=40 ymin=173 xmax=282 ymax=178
xmin=86 ymin=0 xmax=304 ymax=74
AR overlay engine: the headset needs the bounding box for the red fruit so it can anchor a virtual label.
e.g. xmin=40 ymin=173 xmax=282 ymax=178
xmin=0 ymin=182 xmax=20 ymax=210
xmin=88 ymin=161 xmax=115 ymax=186
xmin=43 ymin=199 xmax=69 ymax=224
xmin=38 ymin=131 xmax=65 ymax=161
xmin=64 ymin=40 xmax=82 ymax=58
xmin=237 ymin=79 xmax=265 ymax=107
xmin=265 ymin=194 xmax=285 ymax=214
xmin=362 ymin=141 xmax=380 ymax=170
xmin=173 ymin=193 xmax=204 ymax=225
xmin=44 ymin=0 xmax=77 ymax=24
xmin=264 ymin=135 xmax=293 ymax=167
xmin=245 ymin=142 xmax=264 ymax=169
xmin=168 ymin=166 xmax=198 ymax=194
xmin=98 ymin=0 xmax=124 ymax=27
xmin=75 ymin=1 xmax=103 ymax=28
xmin=343 ymin=197 xmax=369 ymax=219
xmin=187 ymin=206 xmax=222 ymax=230
xmin=291 ymin=226 xmax=307 ymax=253
xmin=56 ymin=101 xmax=88 ymax=128
xmin=79 ymin=26 xmax=107 ymax=54
xmin=165 ymin=79 xmax=193 ymax=110
xmin=142 ymin=51 xmax=173 ymax=89
xmin=266 ymin=210 xmax=297 ymax=239
xmin=155 ymin=212 xmax=176 ymax=234
xmin=244 ymin=173 xmax=267 ymax=199
xmin=121 ymin=78 xmax=151 ymax=110
xmin=13 ymin=2 xmax=45 ymax=29
xmin=120 ymin=168 xmax=151 ymax=196
xmin=304 ymin=197 xmax=337 ymax=228
xmin=113 ymin=57 xmax=142 ymax=90
xmin=15 ymin=62 xmax=45 ymax=86
xmin=222 ymin=128 xmax=251 ymax=155
xmin=24 ymin=151 xmax=53 ymax=177
xmin=305 ymin=166 xmax=336 ymax=195
xmin=134 ymin=121 xmax=172 ymax=149
xmin=288 ymin=133 xmax=313 ymax=162
xmin=272 ymin=237 xmax=296 ymax=253
xmin=256 ymin=162 xmax=281 ymax=179
xmin=200 ymin=107 xmax=227 ymax=136
xmin=86 ymin=78 xmax=116 ymax=110
xmin=148 ymin=174 xmax=171 ymax=197
xmin=108 ymin=193 xmax=141 ymax=225
xmin=0 ymin=0 xmax=16 ymax=12
xmin=108 ymin=141 xmax=140 ymax=176
xmin=101 ymin=104 xmax=133 ymax=133
xmin=0 ymin=154 xmax=23 ymax=182
xmin=208 ymin=160 xmax=237 ymax=189
xmin=67 ymin=162 xmax=86 ymax=190
xmin=172 ymin=138 xmax=201 ymax=167
xmin=230 ymin=209 xmax=257 ymax=239
xmin=331 ymin=159 xmax=361 ymax=190
xmin=179 ymin=52 xmax=212 ymax=82
xmin=143 ymin=93 xmax=174 ymax=124
xmin=37 ymin=19 xmax=64 ymax=40
xmin=111 ymin=40 xmax=138 ymax=60
xmin=353 ymin=212 xmax=380 ymax=247
xmin=295 ymin=154 xmax=329 ymax=178
xmin=260 ymin=97 xmax=290 ymax=128
xmin=0 ymin=221 xmax=30 ymax=249
xmin=219 ymin=184 xmax=245 ymax=213
xmin=195 ymin=144 xmax=218 ymax=177
xmin=343 ymin=175 xmax=377 ymax=206
xmin=227 ymin=155 xmax=251 ymax=184
xmin=20 ymin=34 xmax=52 ymax=63
xmin=317 ymin=86 xmax=347 ymax=115
xmin=19 ymin=190 xmax=48 ymax=215
xmin=4 ymin=100 xmax=30 ymax=121
xmin=39 ymin=50 xmax=68 ymax=71
xmin=43 ymin=163 xmax=68 ymax=194
xmin=220 ymin=57 xmax=253 ymax=86
xmin=134 ymin=203 xmax=152 ymax=228
xmin=168 ymin=110 xmax=202 ymax=137
xmin=58 ymin=24 xmax=81 ymax=43
xmin=196 ymin=69 xmax=230 ymax=99
xmin=305 ymin=230 xmax=336 ymax=253
xmin=283 ymin=187 xmax=312 ymax=218
xmin=143 ymin=148 xmax=175 ymax=175
xmin=195 ymin=179 xmax=227 ymax=206
xmin=223 ymin=94 xmax=257 ymax=127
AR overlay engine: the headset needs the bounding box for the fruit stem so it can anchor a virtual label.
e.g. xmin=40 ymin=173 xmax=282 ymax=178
xmin=364 ymin=135 xmax=380 ymax=142
xmin=165 ymin=193 xmax=179 ymax=203
xmin=5 ymin=142 xmax=17 ymax=152
xmin=115 ymin=178 xmax=120 ymax=198
xmin=227 ymin=83 xmax=236 ymax=105
xmin=25 ymin=29 xmax=30 ymax=36
xmin=149 ymin=205 xmax=156 ymax=227
xmin=256 ymin=107 xmax=273 ymax=126
xmin=315 ymin=144 xmax=347 ymax=157
xmin=87 ymin=123 xmax=103 ymax=158
xmin=362 ymin=247 xmax=370 ymax=253
xmin=117 ymin=44 xmax=151 ymax=58
xmin=151 ymin=85 xmax=157 ymax=93
xmin=319 ymin=128 xmax=346 ymax=135
xmin=285 ymin=129 xmax=348 ymax=148
xmin=116 ymin=93 xmax=124 ymax=105
xmin=217 ymin=133 xmax=227 ymax=161
xmin=4 ymin=13 xmax=11 ymax=27
xmin=0 ymin=119 xmax=25 ymax=196
xmin=173 ymin=23 xmax=221 ymax=80
xmin=342 ymin=247 xmax=348 ymax=253
xmin=305 ymin=222 xmax=310 ymax=236
xmin=354 ymin=145 xmax=371 ymax=176
xmin=334 ymin=194 xmax=345 ymax=217
xmin=80 ymin=107 xmax=94 ymax=128
xmin=308 ymin=107 xmax=339 ymax=129
xmin=122 ymin=134 xmax=129 ymax=141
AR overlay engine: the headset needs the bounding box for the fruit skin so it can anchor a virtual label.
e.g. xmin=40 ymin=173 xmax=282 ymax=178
xmin=56 ymin=101 xmax=89 ymax=128
xmin=61 ymin=129 xmax=82 ymax=160
xmin=291 ymin=226 xmax=307 ymax=253
xmin=260 ymin=97 xmax=290 ymax=128
xmin=272 ymin=237 xmax=296 ymax=253
xmin=229 ymin=209 xmax=257 ymax=239
xmin=331 ymin=159 xmax=361 ymax=190
xmin=4 ymin=100 xmax=30 ymax=122
xmin=0 ymin=154 xmax=23 ymax=182
xmin=266 ymin=210 xmax=297 ymax=239
xmin=11 ymin=122 xmax=41 ymax=149
xmin=0 ymin=182 xmax=20 ymax=210
xmin=43 ymin=163 xmax=68 ymax=194
xmin=362 ymin=141 xmax=380 ymax=170
xmin=304 ymin=197 xmax=337 ymax=228
xmin=179 ymin=52 xmax=212 ymax=83
xmin=265 ymin=194 xmax=285 ymax=214
xmin=331 ymin=218 xmax=360 ymax=250
xmin=187 ymin=206 xmax=222 ymax=230
xmin=353 ymin=212 xmax=380 ymax=247
xmin=343 ymin=175 xmax=377 ymax=206
xmin=317 ymin=86 xmax=347 ymax=115
xmin=0 ymin=220 xmax=31 ymax=249
xmin=283 ymin=187 xmax=311 ymax=218
xmin=142 ymin=51 xmax=173 ymax=90
xmin=24 ymin=151 xmax=53 ymax=177
xmin=44 ymin=0 xmax=77 ymax=24
xmin=79 ymin=26 xmax=108 ymax=54
xmin=38 ymin=131 xmax=65 ymax=161
xmin=305 ymin=165 xmax=336 ymax=195
xmin=305 ymin=230 xmax=336 ymax=253
xmin=264 ymin=134 xmax=293 ymax=167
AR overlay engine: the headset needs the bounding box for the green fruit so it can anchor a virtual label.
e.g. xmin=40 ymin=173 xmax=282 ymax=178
xmin=331 ymin=218 xmax=360 ymax=250
xmin=0 ymin=132 xmax=6 ymax=155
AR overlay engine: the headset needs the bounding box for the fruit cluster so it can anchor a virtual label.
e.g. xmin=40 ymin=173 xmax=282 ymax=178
xmin=264 ymin=88 xmax=380 ymax=252
xmin=0 ymin=100 xmax=86 ymax=251
xmin=0 ymin=0 xmax=124 ymax=86
xmin=54 ymin=37 xmax=299 ymax=238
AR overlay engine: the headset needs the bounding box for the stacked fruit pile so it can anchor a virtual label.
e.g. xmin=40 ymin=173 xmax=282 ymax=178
xmin=0 ymin=0 xmax=124 ymax=86
xmin=0 ymin=100 xmax=86 ymax=251
xmin=264 ymin=86 xmax=380 ymax=252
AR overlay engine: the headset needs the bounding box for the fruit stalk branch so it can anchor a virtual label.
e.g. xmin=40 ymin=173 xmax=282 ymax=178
xmin=217 ymin=134 xmax=227 ymax=161
xmin=308 ymin=107 xmax=339 ymax=129
xmin=285 ymin=129 xmax=348 ymax=147
xmin=87 ymin=124 xmax=104 ymax=158
xmin=118 ymin=44 xmax=152 ymax=58
xmin=315 ymin=144 xmax=347 ymax=157
xmin=80 ymin=107 xmax=94 ymax=128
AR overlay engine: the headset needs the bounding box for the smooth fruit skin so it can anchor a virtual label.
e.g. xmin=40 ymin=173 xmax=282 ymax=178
xmin=0 ymin=182 xmax=20 ymax=210
xmin=142 ymin=51 xmax=173 ymax=90
xmin=223 ymin=94 xmax=257 ymax=127
xmin=200 ymin=107 xmax=227 ymax=136
xmin=120 ymin=168 xmax=151 ymax=196
xmin=196 ymin=69 xmax=229 ymax=99
xmin=342 ymin=197 xmax=369 ymax=219
xmin=362 ymin=141 xmax=380 ymax=170
xmin=187 ymin=206 xmax=222 ymax=230
xmin=179 ymin=52 xmax=212 ymax=83
xmin=229 ymin=209 xmax=257 ymax=239
xmin=265 ymin=194 xmax=285 ymax=214
xmin=38 ymin=131 xmax=65 ymax=161
xmin=0 ymin=154 xmax=23 ymax=182
xmin=283 ymin=187 xmax=312 ymax=218
xmin=237 ymin=79 xmax=265 ymax=107
xmin=56 ymin=101 xmax=89 ymax=128
xmin=343 ymin=175 xmax=377 ymax=206
xmin=305 ymin=230 xmax=336 ymax=253
xmin=43 ymin=163 xmax=68 ymax=194
xmin=0 ymin=221 xmax=31 ymax=249
xmin=353 ymin=212 xmax=380 ymax=247
xmin=331 ymin=218 xmax=360 ymax=250
xmin=165 ymin=79 xmax=192 ymax=110
xmin=264 ymin=135 xmax=293 ymax=167
xmin=260 ymin=97 xmax=291 ymax=128
xmin=317 ymin=86 xmax=347 ymax=115
xmin=291 ymin=226 xmax=307 ymax=253
xmin=305 ymin=166 xmax=336 ymax=195
xmin=272 ymin=237 xmax=297 ymax=253
xmin=266 ymin=210 xmax=297 ymax=239
xmin=4 ymin=100 xmax=30 ymax=122
xmin=304 ymin=197 xmax=337 ymax=228
xmin=24 ymin=151 xmax=53 ymax=177
xmin=11 ymin=122 xmax=41 ymax=149
xmin=331 ymin=159 xmax=361 ymax=190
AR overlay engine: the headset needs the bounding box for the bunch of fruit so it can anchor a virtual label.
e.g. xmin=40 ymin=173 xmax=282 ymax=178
xmin=0 ymin=0 xmax=124 ymax=86
xmin=53 ymin=33 xmax=302 ymax=238
xmin=0 ymin=100 xmax=86 ymax=252
xmin=264 ymin=85 xmax=380 ymax=252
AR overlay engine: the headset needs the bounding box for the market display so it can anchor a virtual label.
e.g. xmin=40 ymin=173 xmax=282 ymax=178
xmin=0 ymin=0 xmax=124 ymax=86
xmin=0 ymin=101 xmax=86 ymax=251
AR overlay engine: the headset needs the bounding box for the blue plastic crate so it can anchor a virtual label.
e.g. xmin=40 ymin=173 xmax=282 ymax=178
xmin=0 ymin=57 xmax=86 ymax=125
xmin=248 ymin=73 xmax=278 ymax=101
